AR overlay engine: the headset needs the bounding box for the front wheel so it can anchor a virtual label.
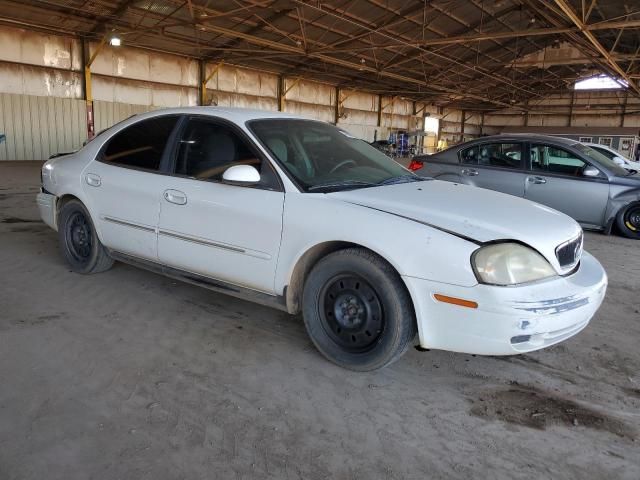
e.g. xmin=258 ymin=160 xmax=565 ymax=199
xmin=616 ymin=202 xmax=640 ymax=239
xmin=58 ymin=199 xmax=114 ymax=273
xmin=302 ymin=248 xmax=416 ymax=371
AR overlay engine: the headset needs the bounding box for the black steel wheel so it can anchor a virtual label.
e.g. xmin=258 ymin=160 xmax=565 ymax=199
xmin=302 ymin=248 xmax=416 ymax=371
xmin=616 ymin=202 xmax=640 ymax=239
xmin=65 ymin=211 xmax=93 ymax=262
xmin=58 ymin=199 xmax=114 ymax=273
xmin=319 ymin=275 xmax=384 ymax=353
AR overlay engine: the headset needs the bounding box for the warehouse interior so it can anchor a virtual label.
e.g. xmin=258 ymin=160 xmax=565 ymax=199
xmin=1 ymin=1 xmax=640 ymax=478
xmin=1 ymin=0 xmax=640 ymax=159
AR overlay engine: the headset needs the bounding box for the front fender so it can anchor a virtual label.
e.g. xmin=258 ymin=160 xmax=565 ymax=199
xmin=604 ymin=187 xmax=640 ymax=230
xmin=275 ymin=193 xmax=480 ymax=297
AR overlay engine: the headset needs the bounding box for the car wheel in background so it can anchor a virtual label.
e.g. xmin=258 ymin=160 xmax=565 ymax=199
xmin=616 ymin=202 xmax=640 ymax=239
xmin=302 ymin=248 xmax=417 ymax=371
xmin=58 ymin=199 xmax=114 ymax=273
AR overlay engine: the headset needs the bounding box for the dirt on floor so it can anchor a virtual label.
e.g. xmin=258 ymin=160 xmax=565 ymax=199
xmin=0 ymin=162 xmax=639 ymax=480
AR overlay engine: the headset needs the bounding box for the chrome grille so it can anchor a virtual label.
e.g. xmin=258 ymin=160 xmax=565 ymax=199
xmin=555 ymin=233 xmax=583 ymax=269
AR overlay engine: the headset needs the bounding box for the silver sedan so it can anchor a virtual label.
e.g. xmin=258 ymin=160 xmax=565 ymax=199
xmin=411 ymin=134 xmax=640 ymax=239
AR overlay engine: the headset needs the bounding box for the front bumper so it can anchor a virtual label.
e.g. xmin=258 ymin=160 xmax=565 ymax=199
xmin=36 ymin=191 xmax=57 ymax=231
xmin=403 ymin=251 xmax=607 ymax=355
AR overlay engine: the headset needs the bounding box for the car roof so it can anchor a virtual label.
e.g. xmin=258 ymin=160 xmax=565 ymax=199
xmin=130 ymin=106 xmax=307 ymax=123
xmin=460 ymin=134 xmax=578 ymax=146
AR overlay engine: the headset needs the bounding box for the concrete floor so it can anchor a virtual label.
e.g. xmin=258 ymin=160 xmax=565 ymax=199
xmin=1 ymin=162 xmax=639 ymax=480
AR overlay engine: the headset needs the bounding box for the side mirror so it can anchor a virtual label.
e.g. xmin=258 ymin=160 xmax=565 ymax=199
xmin=583 ymin=165 xmax=600 ymax=177
xmin=222 ymin=164 xmax=261 ymax=185
xmin=613 ymin=156 xmax=625 ymax=166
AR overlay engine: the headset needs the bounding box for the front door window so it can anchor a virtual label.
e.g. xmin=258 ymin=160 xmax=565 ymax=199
xmin=530 ymin=144 xmax=592 ymax=177
xmin=175 ymin=119 xmax=279 ymax=189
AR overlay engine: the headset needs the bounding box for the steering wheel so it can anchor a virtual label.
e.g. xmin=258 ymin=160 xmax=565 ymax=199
xmin=329 ymin=159 xmax=356 ymax=174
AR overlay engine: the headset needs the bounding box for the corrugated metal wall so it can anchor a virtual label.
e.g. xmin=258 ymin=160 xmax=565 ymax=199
xmin=0 ymin=92 xmax=86 ymax=160
xmin=2 ymin=25 xmax=640 ymax=159
xmin=93 ymin=101 xmax=159 ymax=134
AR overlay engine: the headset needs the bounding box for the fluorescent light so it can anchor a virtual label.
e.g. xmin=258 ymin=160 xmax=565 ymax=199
xmin=109 ymin=36 xmax=121 ymax=46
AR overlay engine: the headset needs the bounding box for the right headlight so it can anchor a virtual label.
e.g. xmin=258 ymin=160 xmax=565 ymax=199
xmin=472 ymin=242 xmax=557 ymax=286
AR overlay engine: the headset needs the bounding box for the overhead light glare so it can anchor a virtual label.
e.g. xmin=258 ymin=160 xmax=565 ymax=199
xmin=109 ymin=36 xmax=121 ymax=46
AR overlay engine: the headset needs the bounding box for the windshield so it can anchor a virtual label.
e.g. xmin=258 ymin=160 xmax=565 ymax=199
xmin=590 ymin=146 xmax=616 ymax=160
xmin=574 ymin=144 xmax=629 ymax=176
xmin=248 ymin=119 xmax=418 ymax=192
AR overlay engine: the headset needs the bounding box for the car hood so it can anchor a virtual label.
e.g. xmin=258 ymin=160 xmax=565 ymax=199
xmin=611 ymin=172 xmax=640 ymax=186
xmin=329 ymin=180 xmax=583 ymax=273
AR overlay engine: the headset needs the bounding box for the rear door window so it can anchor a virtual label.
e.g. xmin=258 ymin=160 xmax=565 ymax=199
xmin=102 ymin=116 xmax=179 ymax=171
xmin=461 ymin=143 xmax=522 ymax=169
xmin=460 ymin=146 xmax=479 ymax=164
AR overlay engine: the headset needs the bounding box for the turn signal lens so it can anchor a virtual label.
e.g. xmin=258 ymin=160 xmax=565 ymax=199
xmin=433 ymin=294 xmax=478 ymax=309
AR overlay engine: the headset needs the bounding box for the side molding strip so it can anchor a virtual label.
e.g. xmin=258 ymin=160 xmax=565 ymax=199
xmin=103 ymin=216 xmax=155 ymax=233
xmin=158 ymin=229 xmax=245 ymax=253
xmin=158 ymin=229 xmax=271 ymax=260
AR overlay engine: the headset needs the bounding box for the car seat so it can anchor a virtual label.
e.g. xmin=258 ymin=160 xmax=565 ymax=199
xmin=479 ymin=147 xmax=490 ymax=165
xmin=188 ymin=131 xmax=237 ymax=179
xmin=465 ymin=148 xmax=477 ymax=163
xmin=266 ymin=138 xmax=304 ymax=179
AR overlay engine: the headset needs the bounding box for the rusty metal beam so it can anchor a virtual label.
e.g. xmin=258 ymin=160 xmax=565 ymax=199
xmin=293 ymin=1 xmax=540 ymax=103
xmin=553 ymin=0 xmax=640 ymax=96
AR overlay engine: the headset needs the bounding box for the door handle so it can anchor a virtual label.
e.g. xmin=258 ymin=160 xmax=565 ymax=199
xmin=461 ymin=168 xmax=479 ymax=176
xmin=164 ymin=189 xmax=187 ymax=205
xmin=85 ymin=173 xmax=101 ymax=187
xmin=527 ymin=176 xmax=547 ymax=185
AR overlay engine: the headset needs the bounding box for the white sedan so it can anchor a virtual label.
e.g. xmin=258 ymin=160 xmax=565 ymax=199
xmin=584 ymin=142 xmax=640 ymax=172
xmin=37 ymin=108 xmax=608 ymax=370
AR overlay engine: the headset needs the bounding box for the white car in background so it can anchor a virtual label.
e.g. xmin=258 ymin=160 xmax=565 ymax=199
xmin=36 ymin=108 xmax=607 ymax=370
xmin=585 ymin=142 xmax=640 ymax=172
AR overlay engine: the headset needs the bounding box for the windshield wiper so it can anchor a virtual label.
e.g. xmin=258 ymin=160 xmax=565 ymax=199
xmin=376 ymin=174 xmax=424 ymax=186
xmin=307 ymin=180 xmax=376 ymax=192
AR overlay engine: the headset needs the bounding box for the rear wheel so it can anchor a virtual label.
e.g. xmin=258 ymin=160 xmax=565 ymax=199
xmin=302 ymin=248 xmax=416 ymax=371
xmin=616 ymin=202 xmax=640 ymax=239
xmin=58 ymin=199 xmax=114 ymax=273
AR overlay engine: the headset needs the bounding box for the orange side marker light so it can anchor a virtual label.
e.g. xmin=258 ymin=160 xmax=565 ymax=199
xmin=434 ymin=294 xmax=478 ymax=309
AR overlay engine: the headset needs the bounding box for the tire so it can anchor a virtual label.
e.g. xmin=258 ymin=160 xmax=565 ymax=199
xmin=616 ymin=202 xmax=640 ymax=239
xmin=302 ymin=248 xmax=417 ymax=371
xmin=58 ymin=199 xmax=114 ymax=274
